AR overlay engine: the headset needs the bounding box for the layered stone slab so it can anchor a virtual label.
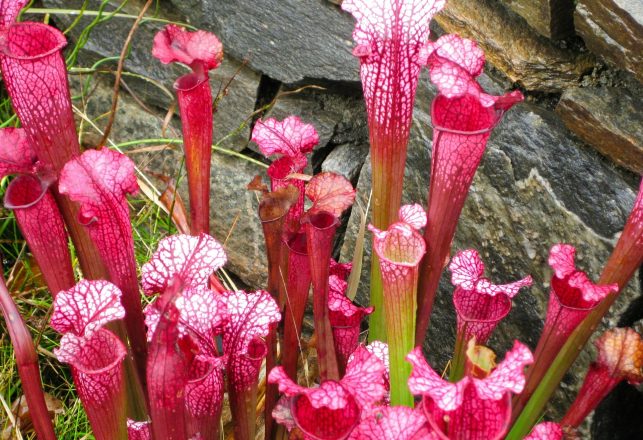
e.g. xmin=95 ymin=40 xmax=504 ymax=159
xmin=503 ymin=0 xmax=575 ymax=39
xmin=168 ymin=0 xmax=358 ymax=83
xmin=41 ymin=0 xmax=261 ymax=152
xmin=435 ymin=0 xmax=594 ymax=92
xmin=575 ymin=0 xmax=643 ymax=82
xmin=557 ymin=87 xmax=643 ymax=175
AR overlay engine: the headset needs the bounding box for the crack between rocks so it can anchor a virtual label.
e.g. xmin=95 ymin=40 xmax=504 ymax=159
xmin=249 ymin=73 xmax=282 ymax=136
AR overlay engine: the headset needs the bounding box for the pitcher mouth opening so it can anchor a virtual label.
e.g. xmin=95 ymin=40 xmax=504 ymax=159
xmin=303 ymin=210 xmax=339 ymax=231
xmin=3 ymin=174 xmax=48 ymax=210
xmin=284 ymin=231 xmax=308 ymax=255
xmin=373 ymin=228 xmax=426 ymax=267
xmin=454 ymin=288 xmax=512 ymax=324
xmin=422 ymin=391 xmax=512 ymax=440
xmin=1 ymin=22 xmax=67 ymax=60
xmin=174 ymin=70 xmax=208 ymax=92
xmin=290 ymin=390 xmax=360 ymax=440
xmin=71 ymin=330 xmax=127 ymax=376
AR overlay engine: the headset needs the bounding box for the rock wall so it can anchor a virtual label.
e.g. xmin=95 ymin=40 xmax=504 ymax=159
xmin=33 ymin=0 xmax=642 ymax=437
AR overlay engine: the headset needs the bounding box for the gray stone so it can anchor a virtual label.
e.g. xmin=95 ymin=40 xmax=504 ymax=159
xmin=575 ymin=0 xmax=643 ymax=83
xmin=557 ymin=86 xmax=643 ymax=175
xmin=69 ymin=76 xmax=178 ymax=148
xmin=210 ymin=60 xmax=261 ymax=151
xmin=140 ymin=141 xmax=270 ymax=289
xmin=168 ymin=0 xmax=359 ymax=84
xmin=210 ymin=155 xmax=269 ymax=290
xmin=260 ymin=87 xmax=361 ymax=151
xmin=340 ymin=72 xmax=640 ymax=415
xmin=249 ymin=86 xmax=369 ymax=175
xmin=40 ymin=0 xmax=260 ymax=151
xmin=322 ymin=142 xmax=369 ymax=183
xmin=435 ymin=0 xmax=595 ymax=92
xmin=69 ymin=75 xmax=267 ymax=287
xmin=502 ymin=0 xmax=575 ymax=39
xmin=67 ymin=75 xmax=269 ymax=288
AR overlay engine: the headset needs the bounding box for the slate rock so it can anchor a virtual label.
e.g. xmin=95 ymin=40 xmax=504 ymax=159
xmin=69 ymin=76 xmax=176 ymax=148
xmin=209 ymin=155 xmax=270 ymax=295
xmin=502 ymin=0 xmax=575 ymax=39
xmin=575 ymin=0 xmax=643 ymax=83
xmin=141 ymin=142 xmax=270 ymax=289
xmin=557 ymin=86 xmax=643 ymax=175
xmin=168 ymin=0 xmax=359 ymax=84
xmin=40 ymin=0 xmax=260 ymax=151
xmin=250 ymin=86 xmax=369 ymax=175
xmin=258 ymin=87 xmax=363 ymax=152
xmin=322 ymin=142 xmax=369 ymax=183
xmin=340 ymin=72 xmax=640 ymax=416
xmin=435 ymin=0 xmax=594 ymax=92
xmin=67 ymin=75 xmax=269 ymax=288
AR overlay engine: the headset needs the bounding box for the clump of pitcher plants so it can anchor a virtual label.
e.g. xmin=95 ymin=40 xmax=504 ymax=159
xmin=1 ymin=1 xmax=642 ymax=440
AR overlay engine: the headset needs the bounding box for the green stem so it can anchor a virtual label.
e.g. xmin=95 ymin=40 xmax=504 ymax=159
xmin=368 ymin=151 xmax=406 ymax=343
xmin=384 ymin=276 xmax=416 ymax=407
xmin=449 ymin=331 xmax=467 ymax=382
xmin=368 ymin=257 xmax=386 ymax=342
xmin=374 ymin=225 xmax=425 ymax=407
xmin=507 ymin=292 xmax=622 ymax=439
xmin=506 ymin=332 xmax=577 ymax=439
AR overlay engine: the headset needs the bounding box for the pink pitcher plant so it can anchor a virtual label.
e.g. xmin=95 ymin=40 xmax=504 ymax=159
xmin=254 ymin=184 xmax=300 ymax=439
xmin=0 ymin=1 xmax=106 ymax=279
xmin=448 ymin=249 xmax=532 ymax=381
xmin=141 ymin=233 xmax=263 ymax=440
xmin=0 ymin=128 xmax=75 ymax=297
xmin=59 ymin=148 xmax=149 ymax=383
xmin=303 ymin=172 xmax=356 ymax=381
xmin=251 ymin=157 xmax=355 ymax=436
xmin=416 ymin=33 xmax=524 ymax=346
xmin=49 ymin=230 xmax=280 ymax=440
xmin=0 ymin=274 xmax=56 ymax=440
xmin=507 ymin=180 xmax=643 ymax=438
xmin=408 ymin=341 xmax=534 ymax=439
xmin=329 ymin=273 xmax=374 ymax=376
xmin=561 ymin=327 xmax=643 ymax=431
xmin=252 ymin=115 xmax=319 ymax=229
xmin=279 ymin=229 xmax=312 ymax=381
xmin=153 ymin=25 xmax=223 ymax=235
xmin=2 ymin=1 xmax=643 ymax=439
xmin=369 ymin=204 xmax=427 ymax=406
xmin=342 ymin=0 xmax=446 ymax=343
xmin=51 ymin=280 xmax=129 ymax=440
xmin=512 ymin=244 xmax=619 ymax=421
xmin=269 ymin=345 xmax=387 ymax=439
